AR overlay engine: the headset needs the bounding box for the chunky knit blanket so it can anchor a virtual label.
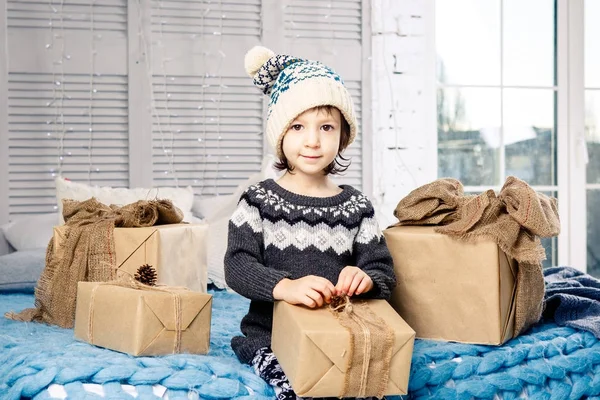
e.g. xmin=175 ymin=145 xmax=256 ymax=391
xmin=2 ymin=282 xmax=600 ymax=399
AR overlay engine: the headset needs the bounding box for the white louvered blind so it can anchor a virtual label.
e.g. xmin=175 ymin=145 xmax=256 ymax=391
xmin=284 ymin=0 xmax=365 ymax=190
xmin=5 ymin=0 xmax=129 ymax=218
xmin=149 ymin=0 xmax=264 ymax=195
xmin=0 ymin=0 xmax=370 ymax=223
xmin=285 ymin=0 xmax=362 ymax=41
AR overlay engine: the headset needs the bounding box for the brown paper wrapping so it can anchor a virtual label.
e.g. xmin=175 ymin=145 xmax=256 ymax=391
xmin=74 ymin=281 xmax=212 ymax=356
xmin=384 ymin=225 xmax=517 ymax=345
xmin=271 ymin=299 xmax=415 ymax=397
xmin=53 ymin=223 xmax=208 ymax=293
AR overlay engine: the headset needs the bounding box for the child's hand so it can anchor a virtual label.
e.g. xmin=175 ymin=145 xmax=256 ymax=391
xmin=273 ymin=276 xmax=335 ymax=308
xmin=335 ymin=266 xmax=373 ymax=297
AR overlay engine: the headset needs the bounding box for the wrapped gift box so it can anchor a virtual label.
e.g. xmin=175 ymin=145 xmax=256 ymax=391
xmin=74 ymin=281 xmax=212 ymax=356
xmin=383 ymin=225 xmax=517 ymax=345
xmin=272 ymin=299 xmax=415 ymax=397
xmin=53 ymin=223 xmax=208 ymax=292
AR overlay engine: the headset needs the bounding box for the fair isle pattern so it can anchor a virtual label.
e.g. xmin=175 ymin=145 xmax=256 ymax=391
xmin=263 ymin=220 xmax=357 ymax=254
xmin=230 ymin=183 xmax=383 ymax=255
xmin=262 ymin=218 xmax=382 ymax=254
xmin=249 ymin=183 xmax=370 ymax=218
xmin=230 ymin=199 xmax=263 ymax=233
xmin=253 ymin=54 xmax=302 ymax=95
xmin=356 ymin=217 xmax=383 ymax=244
xmin=268 ymin=62 xmax=342 ymax=108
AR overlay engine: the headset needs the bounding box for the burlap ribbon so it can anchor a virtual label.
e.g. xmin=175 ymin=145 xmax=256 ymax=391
xmin=393 ymin=176 xmax=560 ymax=335
xmin=88 ymin=276 xmax=187 ymax=354
xmin=329 ymin=296 xmax=395 ymax=398
xmin=5 ymin=198 xmax=184 ymax=328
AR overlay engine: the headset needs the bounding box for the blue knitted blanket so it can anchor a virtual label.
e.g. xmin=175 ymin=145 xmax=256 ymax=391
xmin=0 ymin=289 xmax=275 ymax=400
xmin=2 ymin=286 xmax=600 ymax=399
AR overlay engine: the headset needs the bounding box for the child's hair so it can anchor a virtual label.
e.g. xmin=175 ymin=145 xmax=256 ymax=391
xmin=274 ymin=105 xmax=351 ymax=175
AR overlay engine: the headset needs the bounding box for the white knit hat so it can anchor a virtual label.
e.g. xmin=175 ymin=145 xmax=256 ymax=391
xmin=244 ymin=46 xmax=358 ymax=159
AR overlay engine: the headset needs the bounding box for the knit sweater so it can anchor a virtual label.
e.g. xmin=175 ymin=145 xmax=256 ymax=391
xmin=224 ymin=178 xmax=397 ymax=364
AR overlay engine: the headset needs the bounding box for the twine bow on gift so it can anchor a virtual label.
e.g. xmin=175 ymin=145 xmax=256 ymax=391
xmin=393 ymin=176 xmax=561 ymax=335
xmin=87 ymin=273 xmax=188 ymax=354
xmin=328 ymin=295 xmax=395 ymax=398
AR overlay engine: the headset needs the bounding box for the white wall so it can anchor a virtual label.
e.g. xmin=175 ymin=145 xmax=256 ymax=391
xmin=371 ymin=0 xmax=437 ymax=228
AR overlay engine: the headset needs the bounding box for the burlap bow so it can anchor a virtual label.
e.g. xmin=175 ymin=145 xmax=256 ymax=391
xmin=393 ymin=176 xmax=560 ymax=335
xmin=6 ymin=197 xmax=184 ymax=328
xmin=329 ymin=296 xmax=395 ymax=398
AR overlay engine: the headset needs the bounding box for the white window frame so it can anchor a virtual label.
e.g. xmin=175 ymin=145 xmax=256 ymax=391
xmin=563 ymin=0 xmax=587 ymax=271
xmin=429 ymin=0 xmax=586 ymax=270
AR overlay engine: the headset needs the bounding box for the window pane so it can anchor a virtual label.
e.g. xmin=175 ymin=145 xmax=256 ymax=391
xmin=504 ymin=89 xmax=556 ymax=185
xmin=585 ymin=0 xmax=600 ymax=88
xmin=503 ymin=0 xmax=555 ymax=87
xmin=438 ymin=87 xmax=501 ymax=185
xmin=588 ymin=189 xmax=600 ymax=278
xmin=586 ymin=90 xmax=600 ymax=184
xmin=436 ymin=0 xmax=500 ymax=85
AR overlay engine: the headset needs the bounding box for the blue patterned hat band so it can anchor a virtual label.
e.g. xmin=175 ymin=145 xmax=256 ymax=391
xmin=244 ymin=46 xmax=358 ymax=159
xmin=253 ymin=54 xmax=302 ymax=95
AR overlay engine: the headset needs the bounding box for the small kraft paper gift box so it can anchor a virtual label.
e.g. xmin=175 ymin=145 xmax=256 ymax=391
xmin=74 ymin=281 xmax=212 ymax=356
xmin=272 ymin=298 xmax=415 ymax=398
xmin=383 ymin=225 xmax=517 ymax=345
xmin=53 ymin=223 xmax=208 ymax=292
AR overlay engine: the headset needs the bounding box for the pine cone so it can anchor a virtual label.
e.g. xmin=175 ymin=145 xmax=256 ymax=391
xmin=135 ymin=264 xmax=157 ymax=286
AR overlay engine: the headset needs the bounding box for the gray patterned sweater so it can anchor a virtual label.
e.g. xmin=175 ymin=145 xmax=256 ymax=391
xmin=224 ymin=179 xmax=396 ymax=364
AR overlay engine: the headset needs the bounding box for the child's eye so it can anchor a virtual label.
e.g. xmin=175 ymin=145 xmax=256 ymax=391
xmin=291 ymin=124 xmax=303 ymax=131
xmin=321 ymin=125 xmax=334 ymax=132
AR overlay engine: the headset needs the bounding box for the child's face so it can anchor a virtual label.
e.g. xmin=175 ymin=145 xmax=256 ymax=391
xmin=281 ymin=107 xmax=342 ymax=177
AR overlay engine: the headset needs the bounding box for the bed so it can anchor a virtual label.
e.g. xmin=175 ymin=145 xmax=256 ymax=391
xmin=2 ymin=223 xmax=600 ymax=399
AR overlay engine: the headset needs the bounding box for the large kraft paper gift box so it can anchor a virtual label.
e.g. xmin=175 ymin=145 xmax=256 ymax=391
xmin=53 ymin=223 xmax=208 ymax=292
xmin=383 ymin=225 xmax=518 ymax=345
xmin=272 ymin=299 xmax=415 ymax=398
xmin=74 ymin=281 xmax=212 ymax=356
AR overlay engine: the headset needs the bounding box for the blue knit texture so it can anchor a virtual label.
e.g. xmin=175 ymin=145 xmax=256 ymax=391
xmin=0 ymin=289 xmax=274 ymax=400
xmin=411 ymin=322 xmax=600 ymax=399
xmin=2 ymin=289 xmax=600 ymax=399
xmin=268 ymin=61 xmax=341 ymax=109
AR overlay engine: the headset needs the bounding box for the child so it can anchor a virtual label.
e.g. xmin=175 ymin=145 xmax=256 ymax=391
xmin=224 ymin=46 xmax=397 ymax=400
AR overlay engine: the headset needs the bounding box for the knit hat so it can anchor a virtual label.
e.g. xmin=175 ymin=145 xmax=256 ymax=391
xmin=244 ymin=46 xmax=358 ymax=159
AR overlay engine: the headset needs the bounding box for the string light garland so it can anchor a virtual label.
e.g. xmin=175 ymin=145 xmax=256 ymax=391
xmin=87 ymin=0 xmax=96 ymax=183
xmin=134 ymin=0 xmax=173 ymax=185
xmin=157 ymin=0 xmax=177 ymax=185
xmin=46 ymin=0 xmax=69 ymax=212
xmin=195 ymin=4 xmax=210 ymax=193
xmin=57 ymin=0 xmax=67 ymax=175
xmin=213 ymin=0 xmax=225 ymax=195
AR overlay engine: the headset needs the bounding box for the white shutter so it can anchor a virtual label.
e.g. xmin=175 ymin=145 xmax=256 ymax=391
xmin=285 ymin=0 xmax=362 ymax=41
xmin=5 ymin=0 xmax=129 ymax=219
xmin=0 ymin=0 xmax=371 ymax=223
xmin=149 ymin=0 xmax=263 ymax=196
xmin=283 ymin=0 xmax=368 ymax=191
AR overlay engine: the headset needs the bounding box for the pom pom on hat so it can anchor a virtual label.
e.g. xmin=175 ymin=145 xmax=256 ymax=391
xmin=244 ymin=45 xmax=275 ymax=77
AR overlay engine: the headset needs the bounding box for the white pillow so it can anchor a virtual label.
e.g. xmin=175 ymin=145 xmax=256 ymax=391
xmin=201 ymin=156 xmax=278 ymax=289
xmin=1 ymin=213 xmax=58 ymax=251
xmin=55 ymin=177 xmax=195 ymax=224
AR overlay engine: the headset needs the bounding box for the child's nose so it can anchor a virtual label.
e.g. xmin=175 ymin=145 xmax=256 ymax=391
xmin=304 ymin=128 xmax=320 ymax=147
